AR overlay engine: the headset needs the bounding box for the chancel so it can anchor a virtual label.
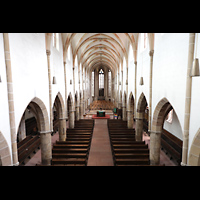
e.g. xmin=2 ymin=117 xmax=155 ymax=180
xmin=1 ymin=33 xmax=200 ymax=166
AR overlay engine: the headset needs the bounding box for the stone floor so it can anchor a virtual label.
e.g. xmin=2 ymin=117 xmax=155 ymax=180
xmin=25 ymin=113 xmax=177 ymax=166
xmin=87 ymin=119 xmax=114 ymax=166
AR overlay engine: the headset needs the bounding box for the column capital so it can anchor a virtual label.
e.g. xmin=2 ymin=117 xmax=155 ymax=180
xmin=46 ymin=50 xmax=51 ymax=56
xmin=149 ymin=50 xmax=154 ymax=57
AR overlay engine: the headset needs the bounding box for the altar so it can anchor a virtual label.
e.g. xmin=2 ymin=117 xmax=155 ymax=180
xmin=97 ymin=110 xmax=105 ymax=117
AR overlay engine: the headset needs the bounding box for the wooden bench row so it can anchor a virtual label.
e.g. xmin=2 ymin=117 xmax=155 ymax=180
xmin=107 ymin=119 xmax=150 ymax=166
xmin=18 ymin=135 xmax=40 ymax=165
xmin=161 ymin=129 xmax=182 ymax=165
xmin=51 ymin=119 xmax=94 ymax=166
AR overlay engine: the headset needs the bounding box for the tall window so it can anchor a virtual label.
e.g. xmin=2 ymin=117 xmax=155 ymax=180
xmin=99 ymin=69 xmax=104 ymax=89
xmin=91 ymin=71 xmax=94 ymax=97
xmin=53 ymin=33 xmax=59 ymax=51
xmin=108 ymin=70 xmax=111 ymax=97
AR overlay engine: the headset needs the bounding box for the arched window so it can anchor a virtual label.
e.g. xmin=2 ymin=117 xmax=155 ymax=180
xmin=91 ymin=70 xmax=94 ymax=97
xmin=99 ymin=69 xmax=104 ymax=96
xmin=108 ymin=70 xmax=111 ymax=97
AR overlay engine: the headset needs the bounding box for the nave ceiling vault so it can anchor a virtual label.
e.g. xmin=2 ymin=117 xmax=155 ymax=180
xmin=61 ymin=33 xmax=139 ymax=74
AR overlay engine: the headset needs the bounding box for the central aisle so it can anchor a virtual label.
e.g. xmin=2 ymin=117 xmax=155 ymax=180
xmin=87 ymin=119 xmax=114 ymax=166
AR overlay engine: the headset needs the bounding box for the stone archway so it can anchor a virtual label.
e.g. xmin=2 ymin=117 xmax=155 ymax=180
xmin=24 ymin=97 xmax=51 ymax=165
xmin=189 ymin=128 xmax=200 ymax=166
xmin=150 ymin=98 xmax=173 ymax=165
xmin=0 ymin=131 xmax=12 ymax=166
xmin=127 ymin=92 xmax=134 ymax=129
xmin=53 ymin=92 xmax=66 ymax=141
xmin=136 ymin=93 xmax=148 ymax=141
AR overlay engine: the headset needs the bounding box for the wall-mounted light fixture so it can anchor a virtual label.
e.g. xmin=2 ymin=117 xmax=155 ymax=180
xmin=191 ymin=58 xmax=200 ymax=77
xmin=52 ymin=76 xmax=57 ymax=84
xmin=191 ymin=33 xmax=200 ymax=77
xmin=139 ymin=77 xmax=144 ymax=85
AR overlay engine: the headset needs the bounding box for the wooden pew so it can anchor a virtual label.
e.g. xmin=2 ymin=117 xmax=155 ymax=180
xmin=107 ymin=119 xmax=151 ymax=166
xmin=161 ymin=129 xmax=182 ymax=165
xmin=51 ymin=119 xmax=94 ymax=166
xmin=18 ymin=135 xmax=40 ymax=165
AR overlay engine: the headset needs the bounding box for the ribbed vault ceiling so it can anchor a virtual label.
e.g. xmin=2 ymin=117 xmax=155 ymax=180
xmin=62 ymin=33 xmax=139 ymax=74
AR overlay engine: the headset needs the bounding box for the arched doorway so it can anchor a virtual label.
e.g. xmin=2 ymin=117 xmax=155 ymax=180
xmin=136 ymin=93 xmax=148 ymax=141
xmin=53 ymin=93 xmax=66 ymax=141
xmin=16 ymin=97 xmax=51 ymax=165
xmin=127 ymin=92 xmax=134 ymax=129
xmin=67 ymin=93 xmax=74 ymax=129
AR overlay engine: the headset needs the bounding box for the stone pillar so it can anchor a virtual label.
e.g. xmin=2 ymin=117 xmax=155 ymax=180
xmin=3 ymin=33 xmax=19 ymax=166
xmin=76 ymin=105 xmax=80 ymax=121
xmin=63 ymin=62 xmax=68 ymax=119
xmin=40 ymin=131 xmax=52 ymax=166
xmin=127 ymin=110 xmax=133 ymax=129
xmin=46 ymin=50 xmax=53 ymax=133
xmin=80 ymin=101 xmax=83 ymax=119
xmin=69 ymin=110 xmax=75 ymax=128
xmin=135 ymin=118 xmax=143 ymax=141
xmin=182 ymin=33 xmax=196 ymax=166
xmin=148 ymin=50 xmax=154 ymax=133
xmin=122 ymin=105 xmax=127 ymax=121
xmin=150 ymin=131 xmax=161 ymax=165
xmin=94 ymin=69 xmax=99 ymax=100
xmin=134 ymin=61 xmax=137 ymax=121
xmin=135 ymin=112 xmax=144 ymax=141
xmin=59 ymin=118 xmax=66 ymax=141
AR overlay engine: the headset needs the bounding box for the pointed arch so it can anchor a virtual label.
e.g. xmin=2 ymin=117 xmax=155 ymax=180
xmin=0 ymin=131 xmax=12 ymax=166
xmin=189 ymin=128 xmax=200 ymax=166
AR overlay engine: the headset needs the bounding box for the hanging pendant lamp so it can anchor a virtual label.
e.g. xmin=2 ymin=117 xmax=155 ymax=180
xmin=139 ymin=77 xmax=144 ymax=85
xmin=191 ymin=58 xmax=200 ymax=77
xmin=52 ymin=76 xmax=57 ymax=84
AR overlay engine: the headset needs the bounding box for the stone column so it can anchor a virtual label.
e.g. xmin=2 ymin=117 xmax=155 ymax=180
xmin=69 ymin=110 xmax=75 ymax=128
xmin=75 ymin=105 xmax=80 ymax=121
xmin=134 ymin=61 xmax=137 ymax=120
xmin=3 ymin=33 xmax=19 ymax=166
xmin=46 ymin=50 xmax=53 ymax=133
xmin=63 ymin=62 xmax=68 ymax=120
xmin=181 ymin=33 xmax=196 ymax=166
xmin=59 ymin=118 xmax=66 ymax=141
xmin=122 ymin=105 xmax=127 ymax=121
xmin=135 ymin=112 xmax=144 ymax=141
xmin=127 ymin=110 xmax=133 ymax=129
xmin=94 ymin=69 xmax=99 ymax=100
xmin=148 ymin=50 xmax=154 ymax=133
xmin=150 ymin=131 xmax=161 ymax=165
xmin=40 ymin=131 xmax=52 ymax=165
